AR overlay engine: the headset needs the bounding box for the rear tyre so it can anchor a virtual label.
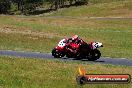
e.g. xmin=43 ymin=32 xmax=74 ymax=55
xmin=52 ymin=49 xmax=65 ymax=58
xmin=88 ymin=49 xmax=101 ymax=61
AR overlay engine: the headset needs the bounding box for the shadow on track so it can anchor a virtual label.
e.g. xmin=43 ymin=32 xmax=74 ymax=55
xmin=62 ymin=57 xmax=105 ymax=63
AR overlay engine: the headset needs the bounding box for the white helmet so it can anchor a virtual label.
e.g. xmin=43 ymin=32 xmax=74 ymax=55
xmin=72 ymin=35 xmax=79 ymax=40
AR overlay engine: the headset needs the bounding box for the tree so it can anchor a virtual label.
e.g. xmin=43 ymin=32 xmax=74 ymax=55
xmin=0 ymin=0 xmax=89 ymax=14
xmin=0 ymin=0 xmax=11 ymax=14
xmin=23 ymin=0 xmax=43 ymax=13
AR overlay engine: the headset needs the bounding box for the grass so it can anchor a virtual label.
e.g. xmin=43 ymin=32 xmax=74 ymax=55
xmin=0 ymin=15 xmax=132 ymax=58
xmin=0 ymin=1 xmax=131 ymax=88
xmin=0 ymin=0 xmax=132 ymax=59
xmin=0 ymin=56 xmax=132 ymax=88
xmin=47 ymin=0 xmax=132 ymax=17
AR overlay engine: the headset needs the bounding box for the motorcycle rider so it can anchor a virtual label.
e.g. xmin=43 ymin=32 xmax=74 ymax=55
xmin=71 ymin=35 xmax=84 ymax=44
xmin=64 ymin=35 xmax=84 ymax=54
xmin=64 ymin=35 xmax=83 ymax=44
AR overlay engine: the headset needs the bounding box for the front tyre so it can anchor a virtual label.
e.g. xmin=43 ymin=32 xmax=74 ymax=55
xmin=52 ymin=49 xmax=65 ymax=58
xmin=88 ymin=49 xmax=101 ymax=61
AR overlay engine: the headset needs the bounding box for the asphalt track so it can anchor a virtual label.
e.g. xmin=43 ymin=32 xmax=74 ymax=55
xmin=0 ymin=50 xmax=132 ymax=66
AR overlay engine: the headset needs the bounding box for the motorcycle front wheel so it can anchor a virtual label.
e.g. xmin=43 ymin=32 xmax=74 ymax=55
xmin=87 ymin=49 xmax=101 ymax=61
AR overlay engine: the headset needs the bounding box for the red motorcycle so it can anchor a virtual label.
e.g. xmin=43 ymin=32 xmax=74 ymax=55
xmin=52 ymin=39 xmax=103 ymax=61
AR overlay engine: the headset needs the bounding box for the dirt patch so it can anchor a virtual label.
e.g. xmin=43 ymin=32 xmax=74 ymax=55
xmin=0 ymin=27 xmax=61 ymax=39
xmin=10 ymin=16 xmax=99 ymax=28
xmin=109 ymin=9 xmax=132 ymax=18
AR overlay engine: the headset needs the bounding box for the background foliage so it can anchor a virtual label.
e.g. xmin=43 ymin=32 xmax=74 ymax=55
xmin=0 ymin=0 xmax=88 ymax=14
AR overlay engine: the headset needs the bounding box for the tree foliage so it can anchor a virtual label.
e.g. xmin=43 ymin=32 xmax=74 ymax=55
xmin=0 ymin=0 xmax=89 ymax=14
xmin=0 ymin=0 xmax=11 ymax=14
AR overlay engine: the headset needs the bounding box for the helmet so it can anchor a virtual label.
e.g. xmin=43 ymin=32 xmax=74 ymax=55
xmin=72 ymin=35 xmax=79 ymax=40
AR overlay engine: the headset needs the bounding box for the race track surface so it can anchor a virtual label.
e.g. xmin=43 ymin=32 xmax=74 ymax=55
xmin=0 ymin=50 xmax=132 ymax=66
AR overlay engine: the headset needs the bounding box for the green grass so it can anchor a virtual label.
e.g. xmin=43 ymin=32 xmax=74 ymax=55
xmin=0 ymin=1 xmax=131 ymax=88
xmin=0 ymin=16 xmax=132 ymax=58
xmin=0 ymin=56 xmax=132 ymax=88
xmin=47 ymin=0 xmax=132 ymax=17
xmin=89 ymin=0 xmax=126 ymax=4
xmin=0 ymin=32 xmax=59 ymax=52
xmin=0 ymin=0 xmax=132 ymax=58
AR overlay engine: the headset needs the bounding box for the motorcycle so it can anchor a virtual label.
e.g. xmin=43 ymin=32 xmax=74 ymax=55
xmin=52 ymin=39 xmax=103 ymax=61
